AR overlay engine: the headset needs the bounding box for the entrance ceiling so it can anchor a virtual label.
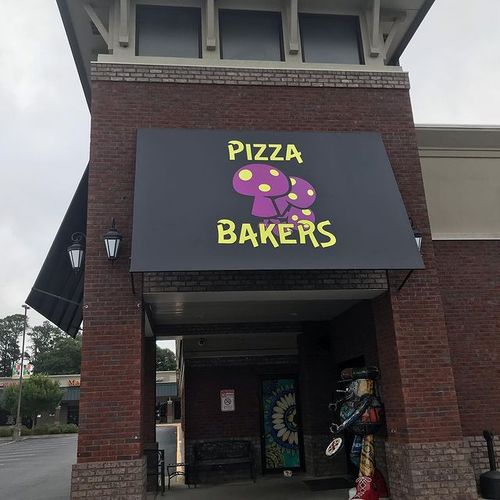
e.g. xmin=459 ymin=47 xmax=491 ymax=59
xmin=145 ymin=289 xmax=384 ymax=326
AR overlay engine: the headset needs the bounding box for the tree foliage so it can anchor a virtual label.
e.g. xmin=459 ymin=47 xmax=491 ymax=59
xmin=0 ymin=315 xmax=82 ymax=376
xmin=33 ymin=335 xmax=82 ymax=375
xmin=1 ymin=374 xmax=63 ymax=424
xmin=156 ymin=347 xmax=176 ymax=371
xmin=30 ymin=321 xmax=65 ymax=361
xmin=0 ymin=314 xmax=25 ymax=377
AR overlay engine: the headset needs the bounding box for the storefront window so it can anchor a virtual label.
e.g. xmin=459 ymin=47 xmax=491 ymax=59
xmin=219 ymin=9 xmax=284 ymax=61
xmin=299 ymin=14 xmax=363 ymax=64
xmin=136 ymin=5 xmax=202 ymax=58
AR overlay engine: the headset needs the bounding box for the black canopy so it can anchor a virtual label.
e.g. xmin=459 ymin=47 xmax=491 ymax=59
xmin=26 ymin=168 xmax=88 ymax=337
xmin=131 ymin=129 xmax=424 ymax=272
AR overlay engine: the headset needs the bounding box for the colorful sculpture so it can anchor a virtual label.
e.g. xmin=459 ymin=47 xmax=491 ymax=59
xmin=326 ymin=366 xmax=388 ymax=500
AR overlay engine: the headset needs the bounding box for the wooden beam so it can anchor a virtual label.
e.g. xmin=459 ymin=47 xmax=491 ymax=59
xmin=289 ymin=0 xmax=299 ymax=54
xmin=119 ymin=0 xmax=129 ymax=47
xmin=382 ymin=12 xmax=407 ymax=59
xmin=83 ymin=3 xmax=110 ymax=48
xmin=370 ymin=0 xmax=381 ymax=57
xmin=206 ymin=0 xmax=216 ymax=50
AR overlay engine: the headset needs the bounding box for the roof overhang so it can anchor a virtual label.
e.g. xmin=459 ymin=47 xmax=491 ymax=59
xmin=57 ymin=0 xmax=434 ymax=105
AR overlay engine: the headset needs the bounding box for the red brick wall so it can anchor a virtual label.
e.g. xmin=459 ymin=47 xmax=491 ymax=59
xmin=183 ymin=357 xmax=298 ymax=477
xmin=372 ymin=268 xmax=464 ymax=444
xmin=78 ymin=86 xmax=146 ymax=462
xmin=86 ymin=75 xmax=462 ymax=461
xmin=185 ymin=365 xmax=261 ymax=440
xmin=434 ymin=240 xmax=500 ymax=436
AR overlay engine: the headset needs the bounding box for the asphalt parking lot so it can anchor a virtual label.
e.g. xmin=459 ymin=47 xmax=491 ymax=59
xmin=0 ymin=426 xmax=177 ymax=500
xmin=0 ymin=434 xmax=77 ymax=500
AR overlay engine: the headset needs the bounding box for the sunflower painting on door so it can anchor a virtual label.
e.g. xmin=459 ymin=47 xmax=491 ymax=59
xmin=262 ymin=378 xmax=302 ymax=471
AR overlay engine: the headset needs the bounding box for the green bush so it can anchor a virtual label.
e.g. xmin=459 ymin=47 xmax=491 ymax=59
xmin=0 ymin=425 xmax=32 ymax=437
xmin=60 ymin=423 xmax=78 ymax=433
xmin=33 ymin=423 xmax=78 ymax=435
xmin=21 ymin=426 xmax=32 ymax=436
xmin=33 ymin=424 xmax=50 ymax=435
xmin=0 ymin=423 xmax=78 ymax=437
xmin=0 ymin=427 xmax=12 ymax=438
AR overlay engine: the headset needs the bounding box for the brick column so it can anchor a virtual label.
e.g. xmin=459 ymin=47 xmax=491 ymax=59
xmin=371 ymin=222 xmax=478 ymax=497
xmin=70 ymin=81 xmax=147 ymax=499
xmin=143 ymin=337 xmax=156 ymax=445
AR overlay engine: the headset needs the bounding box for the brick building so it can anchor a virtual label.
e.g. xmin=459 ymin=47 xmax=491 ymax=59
xmin=27 ymin=1 xmax=499 ymax=499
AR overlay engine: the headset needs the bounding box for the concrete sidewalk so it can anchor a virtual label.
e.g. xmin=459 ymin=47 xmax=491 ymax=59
xmin=156 ymin=476 xmax=350 ymax=499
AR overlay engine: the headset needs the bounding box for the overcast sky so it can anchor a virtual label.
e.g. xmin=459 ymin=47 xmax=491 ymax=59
xmin=0 ymin=1 xmax=499 ymax=341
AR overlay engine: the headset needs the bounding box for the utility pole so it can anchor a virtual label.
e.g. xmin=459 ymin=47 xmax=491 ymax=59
xmin=14 ymin=304 xmax=29 ymax=441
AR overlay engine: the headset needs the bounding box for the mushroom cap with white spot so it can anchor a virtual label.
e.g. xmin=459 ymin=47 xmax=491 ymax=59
xmin=283 ymin=176 xmax=316 ymax=208
xmin=232 ymin=164 xmax=289 ymax=197
xmin=287 ymin=207 xmax=316 ymax=229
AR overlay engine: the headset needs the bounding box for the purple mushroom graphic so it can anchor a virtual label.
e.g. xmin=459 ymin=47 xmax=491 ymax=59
xmin=263 ymin=208 xmax=315 ymax=236
xmin=233 ymin=164 xmax=290 ymax=218
xmin=275 ymin=176 xmax=316 ymax=215
xmin=286 ymin=207 xmax=316 ymax=229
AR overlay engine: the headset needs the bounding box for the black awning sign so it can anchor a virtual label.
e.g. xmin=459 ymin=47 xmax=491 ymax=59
xmin=131 ymin=129 xmax=423 ymax=271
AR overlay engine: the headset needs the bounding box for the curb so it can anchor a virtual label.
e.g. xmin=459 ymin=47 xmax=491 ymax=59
xmin=0 ymin=433 xmax=78 ymax=443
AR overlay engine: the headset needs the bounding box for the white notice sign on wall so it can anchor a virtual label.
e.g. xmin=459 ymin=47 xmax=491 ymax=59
xmin=220 ymin=389 xmax=235 ymax=412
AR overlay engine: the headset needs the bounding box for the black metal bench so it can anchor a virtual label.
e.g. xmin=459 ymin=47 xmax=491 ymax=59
xmin=191 ymin=440 xmax=256 ymax=485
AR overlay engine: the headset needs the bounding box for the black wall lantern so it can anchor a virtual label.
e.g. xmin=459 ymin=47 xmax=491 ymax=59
xmin=412 ymin=227 xmax=422 ymax=252
xmin=67 ymin=233 xmax=86 ymax=272
xmin=104 ymin=218 xmax=122 ymax=261
xmin=68 ymin=219 xmax=122 ymax=272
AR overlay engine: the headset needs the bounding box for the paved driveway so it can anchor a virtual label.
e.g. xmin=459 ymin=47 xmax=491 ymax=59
xmin=0 ymin=426 xmax=179 ymax=500
xmin=157 ymin=425 xmax=178 ymax=465
xmin=0 ymin=435 xmax=77 ymax=500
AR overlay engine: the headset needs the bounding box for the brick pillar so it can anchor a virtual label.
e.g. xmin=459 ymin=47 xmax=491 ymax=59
xmin=363 ymin=91 xmax=479 ymax=499
xmin=70 ymin=82 xmax=147 ymax=499
xmin=298 ymin=325 xmax=342 ymax=477
xmin=372 ymin=255 xmax=477 ymax=498
xmin=143 ymin=338 xmax=156 ymax=445
xmin=143 ymin=338 xmax=157 ymax=492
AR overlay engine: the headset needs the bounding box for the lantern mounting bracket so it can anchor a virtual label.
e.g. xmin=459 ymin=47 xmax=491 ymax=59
xmin=397 ymin=269 xmax=414 ymax=291
xmin=129 ymin=271 xmax=140 ymax=297
xmin=70 ymin=232 xmax=86 ymax=244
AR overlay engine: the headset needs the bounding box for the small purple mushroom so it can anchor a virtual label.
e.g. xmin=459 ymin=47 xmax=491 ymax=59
xmin=233 ymin=164 xmax=290 ymax=218
xmin=263 ymin=208 xmax=315 ymax=236
xmin=275 ymin=176 xmax=316 ymax=214
xmin=286 ymin=207 xmax=316 ymax=229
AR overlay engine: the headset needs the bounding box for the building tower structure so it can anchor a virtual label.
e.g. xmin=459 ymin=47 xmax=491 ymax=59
xmin=26 ymin=1 xmax=500 ymax=499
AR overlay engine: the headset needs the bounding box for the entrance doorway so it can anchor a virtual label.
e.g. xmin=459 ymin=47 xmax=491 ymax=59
xmin=261 ymin=377 xmax=304 ymax=473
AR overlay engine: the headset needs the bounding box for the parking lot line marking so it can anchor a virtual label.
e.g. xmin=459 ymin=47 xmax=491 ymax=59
xmin=0 ymin=453 xmax=37 ymax=458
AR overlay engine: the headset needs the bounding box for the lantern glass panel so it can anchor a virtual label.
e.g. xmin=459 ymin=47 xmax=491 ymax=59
xmin=68 ymin=247 xmax=84 ymax=270
xmin=105 ymin=237 xmax=120 ymax=260
xmin=415 ymin=234 xmax=422 ymax=252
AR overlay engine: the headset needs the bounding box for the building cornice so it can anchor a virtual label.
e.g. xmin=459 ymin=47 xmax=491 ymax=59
xmin=90 ymin=62 xmax=410 ymax=89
